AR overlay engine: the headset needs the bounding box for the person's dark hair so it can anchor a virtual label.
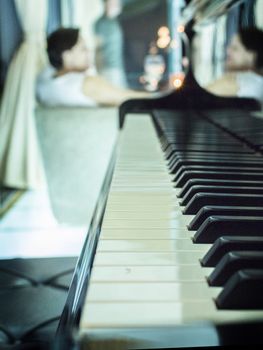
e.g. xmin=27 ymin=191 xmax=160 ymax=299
xmin=239 ymin=27 xmax=263 ymax=69
xmin=47 ymin=28 xmax=79 ymax=69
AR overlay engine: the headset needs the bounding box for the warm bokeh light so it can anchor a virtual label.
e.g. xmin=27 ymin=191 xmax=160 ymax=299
xmin=173 ymin=78 xmax=183 ymax=88
xmin=177 ymin=24 xmax=185 ymax=33
xmin=158 ymin=26 xmax=170 ymax=37
xmin=157 ymin=36 xmax=171 ymax=49
xmin=157 ymin=26 xmax=171 ymax=49
xmin=170 ymin=72 xmax=185 ymax=89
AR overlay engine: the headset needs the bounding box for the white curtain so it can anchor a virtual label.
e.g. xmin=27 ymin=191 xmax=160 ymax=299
xmin=214 ymin=15 xmax=227 ymax=79
xmin=61 ymin=0 xmax=74 ymax=27
xmin=0 ymin=0 xmax=47 ymax=189
xmin=192 ymin=22 xmax=216 ymax=86
xmin=255 ymin=0 xmax=263 ymax=29
xmin=72 ymin=0 xmax=103 ymax=66
xmin=192 ymin=15 xmax=227 ymax=87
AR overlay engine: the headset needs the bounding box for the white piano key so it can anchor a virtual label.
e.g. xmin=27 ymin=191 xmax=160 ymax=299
xmin=89 ymin=265 xmax=214 ymax=282
xmin=86 ymin=281 xmax=220 ymax=302
xmin=102 ymin=219 xmax=189 ymax=229
xmin=80 ymin=301 xmax=263 ymax=329
xmin=103 ymin=210 xmax=193 ymax=222
xmin=100 ymin=228 xmax=191 ymax=239
xmin=96 ymin=238 xmax=210 ymax=253
xmin=93 ymin=251 xmax=207 ymax=266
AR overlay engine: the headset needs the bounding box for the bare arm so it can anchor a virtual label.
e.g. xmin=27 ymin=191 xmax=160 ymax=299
xmin=206 ymin=73 xmax=239 ymax=96
xmin=82 ymin=75 xmax=150 ymax=106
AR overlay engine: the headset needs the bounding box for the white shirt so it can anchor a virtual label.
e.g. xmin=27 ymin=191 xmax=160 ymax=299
xmin=36 ymin=65 xmax=97 ymax=107
xmin=236 ymin=71 xmax=263 ymax=108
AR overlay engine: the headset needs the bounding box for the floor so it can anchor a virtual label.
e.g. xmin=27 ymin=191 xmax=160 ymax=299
xmin=0 ymin=107 xmax=118 ymax=259
xmin=0 ymin=188 xmax=87 ymax=259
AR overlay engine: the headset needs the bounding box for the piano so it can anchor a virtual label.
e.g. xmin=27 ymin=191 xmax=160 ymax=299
xmin=57 ymin=0 xmax=263 ymax=348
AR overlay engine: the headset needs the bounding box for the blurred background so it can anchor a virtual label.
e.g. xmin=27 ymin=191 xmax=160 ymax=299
xmin=1 ymin=0 xmax=263 ymax=243
xmin=0 ymin=0 xmax=173 ymax=93
xmin=1 ymin=0 xmax=263 ymax=96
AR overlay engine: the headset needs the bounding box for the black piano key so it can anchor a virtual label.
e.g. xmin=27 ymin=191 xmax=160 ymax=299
xmin=180 ymin=186 xmax=263 ymax=207
xmin=174 ymin=165 xmax=263 ymax=182
xmin=167 ymin=153 xmax=262 ymax=169
xmin=188 ymin=206 xmax=263 ymax=231
xmin=175 ymin=170 xmax=263 ymax=188
xmin=208 ymin=251 xmax=263 ymax=286
xmin=201 ymin=236 xmax=263 ymax=267
xmin=193 ymin=216 xmax=263 ymax=243
xmin=183 ymin=193 xmax=263 ymax=215
xmin=163 ymin=141 xmax=243 ymax=153
xmin=163 ymin=137 xmax=239 ymax=147
xmin=216 ymin=269 xmax=263 ymax=310
xmin=161 ymin=139 xmax=238 ymax=152
xmin=177 ymin=179 xmax=263 ymax=198
xmin=169 ymin=151 xmax=262 ymax=160
xmin=165 ymin=144 xmax=254 ymax=159
xmin=164 ymin=136 xmax=248 ymax=145
xmin=165 ymin=146 xmax=252 ymax=160
xmin=170 ymin=158 xmax=263 ymax=174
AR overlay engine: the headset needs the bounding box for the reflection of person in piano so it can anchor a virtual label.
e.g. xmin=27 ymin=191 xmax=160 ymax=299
xmin=36 ymin=28 xmax=149 ymax=107
xmin=207 ymin=27 xmax=263 ymax=107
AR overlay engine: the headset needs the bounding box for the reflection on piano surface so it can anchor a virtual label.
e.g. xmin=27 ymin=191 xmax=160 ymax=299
xmin=57 ymin=0 xmax=263 ymax=348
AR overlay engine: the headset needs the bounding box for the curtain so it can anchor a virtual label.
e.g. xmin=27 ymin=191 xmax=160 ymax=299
xmin=255 ymin=0 xmax=263 ymax=29
xmin=192 ymin=23 xmax=216 ymax=86
xmin=239 ymin=0 xmax=256 ymax=28
xmin=0 ymin=0 xmax=48 ymax=189
xmin=61 ymin=0 xmax=74 ymax=27
xmin=0 ymin=0 xmax=23 ymax=89
xmin=226 ymin=5 xmax=240 ymax=47
xmin=47 ymin=0 xmax=61 ymax=34
xmin=72 ymin=0 xmax=103 ymax=66
xmin=213 ymin=15 xmax=227 ymax=79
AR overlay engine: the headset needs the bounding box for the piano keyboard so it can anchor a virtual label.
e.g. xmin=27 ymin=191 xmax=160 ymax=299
xmin=79 ymin=112 xmax=263 ymax=348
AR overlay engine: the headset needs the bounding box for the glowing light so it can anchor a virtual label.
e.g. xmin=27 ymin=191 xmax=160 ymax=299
xmin=157 ymin=36 xmax=171 ymax=49
xmin=173 ymin=78 xmax=183 ymax=88
xmin=177 ymin=24 xmax=185 ymax=33
xmin=158 ymin=26 xmax=170 ymax=37
xmin=170 ymin=72 xmax=185 ymax=90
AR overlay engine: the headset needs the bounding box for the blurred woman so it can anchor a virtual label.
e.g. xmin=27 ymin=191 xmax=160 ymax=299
xmin=36 ymin=28 xmax=148 ymax=107
xmin=207 ymin=27 xmax=263 ymax=107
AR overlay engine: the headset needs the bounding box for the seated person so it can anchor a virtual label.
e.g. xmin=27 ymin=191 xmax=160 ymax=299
xmin=36 ymin=28 xmax=148 ymax=107
xmin=206 ymin=27 xmax=263 ymax=107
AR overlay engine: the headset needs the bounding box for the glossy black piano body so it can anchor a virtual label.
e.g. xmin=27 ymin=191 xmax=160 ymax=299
xmin=119 ymin=67 xmax=260 ymax=129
